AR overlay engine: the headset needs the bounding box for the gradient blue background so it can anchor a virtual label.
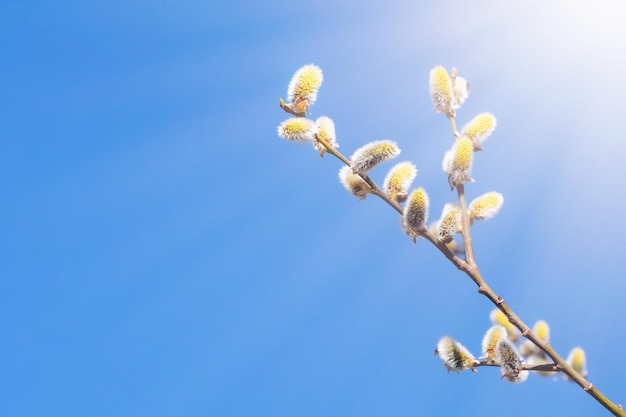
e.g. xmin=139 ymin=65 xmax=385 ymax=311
xmin=3 ymin=1 xmax=626 ymax=416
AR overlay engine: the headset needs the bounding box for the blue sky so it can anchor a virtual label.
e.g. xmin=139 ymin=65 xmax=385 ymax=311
xmin=3 ymin=0 xmax=626 ymax=416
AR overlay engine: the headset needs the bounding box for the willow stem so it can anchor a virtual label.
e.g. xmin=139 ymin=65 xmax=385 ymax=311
xmin=456 ymin=183 xmax=476 ymax=266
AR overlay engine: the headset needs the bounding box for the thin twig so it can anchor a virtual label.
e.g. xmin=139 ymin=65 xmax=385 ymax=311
xmin=456 ymin=183 xmax=476 ymax=267
xmin=475 ymin=360 xmax=559 ymax=373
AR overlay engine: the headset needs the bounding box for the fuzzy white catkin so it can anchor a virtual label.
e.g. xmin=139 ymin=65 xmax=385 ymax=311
xmin=350 ymin=140 xmax=400 ymax=175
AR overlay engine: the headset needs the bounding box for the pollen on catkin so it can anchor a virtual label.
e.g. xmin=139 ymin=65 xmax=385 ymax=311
xmin=566 ymin=347 xmax=588 ymax=378
xmin=490 ymin=309 xmax=518 ymax=341
xmin=350 ymin=140 xmax=400 ymax=175
xmin=469 ymin=192 xmax=504 ymax=222
xmin=403 ymin=187 xmax=429 ymax=237
xmin=277 ymin=118 xmax=316 ymax=143
xmin=443 ymin=137 xmax=474 ymax=190
xmin=437 ymin=203 xmax=461 ymax=243
xmin=462 ymin=113 xmax=497 ymax=147
xmin=338 ymin=166 xmax=370 ymax=200
xmin=383 ymin=161 xmax=417 ymax=202
xmin=481 ymin=325 xmax=507 ymax=361
xmin=314 ymin=116 xmax=337 ymax=157
xmin=287 ymin=64 xmax=323 ymax=111
xmin=435 ymin=336 xmax=477 ymax=373
xmin=429 ymin=66 xmax=453 ymax=114
xmin=495 ymin=337 xmax=528 ymax=383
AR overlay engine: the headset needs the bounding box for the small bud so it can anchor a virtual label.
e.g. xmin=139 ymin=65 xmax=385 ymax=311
xmin=469 ymin=192 xmax=504 ymax=222
xmin=403 ymin=187 xmax=429 ymax=238
xmin=287 ymin=64 xmax=323 ymax=112
xmin=462 ymin=113 xmax=497 ymax=148
xmin=437 ymin=203 xmax=461 ymax=243
xmin=452 ymin=74 xmax=470 ymax=110
xmin=566 ymin=347 xmax=588 ymax=379
xmin=429 ymin=66 xmax=453 ymax=114
xmin=383 ymin=161 xmax=417 ymax=202
xmin=489 ymin=309 xmax=518 ymax=341
xmin=481 ymin=325 xmax=507 ymax=361
xmin=495 ymin=337 xmax=528 ymax=383
xmin=338 ymin=165 xmax=370 ymax=200
xmin=277 ymin=118 xmax=316 ymax=143
xmin=350 ymin=140 xmax=400 ymax=175
xmin=443 ymin=137 xmax=474 ymax=190
xmin=435 ymin=336 xmax=477 ymax=373
xmin=314 ymin=116 xmax=338 ymax=157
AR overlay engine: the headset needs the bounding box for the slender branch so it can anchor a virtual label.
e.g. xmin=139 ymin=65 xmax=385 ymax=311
xmin=280 ymin=104 xmax=626 ymax=417
xmin=475 ymin=360 xmax=559 ymax=373
xmin=456 ymin=183 xmax=476 ymax=266
xmin=446 ymin=112 xmax=460 ymax=138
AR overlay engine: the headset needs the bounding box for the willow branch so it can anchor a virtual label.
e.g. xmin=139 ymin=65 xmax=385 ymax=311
xmin=280 ymin=104 xmax=625 ymax=416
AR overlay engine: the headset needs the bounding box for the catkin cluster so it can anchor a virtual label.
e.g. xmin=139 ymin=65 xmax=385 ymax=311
xmin=437 ymin=312 xmax=586 ymax=384
xmin=277 ymin=64 xmax=504 ymax=248
xmin=276 ymin=63 xmax=589 ymax=390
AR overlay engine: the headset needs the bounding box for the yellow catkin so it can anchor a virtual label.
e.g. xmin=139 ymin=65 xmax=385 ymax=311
xmin=533 ymin=320 xmax=550 ymax=342
xmin=567 ymin=347 xmax=587 ymax=377
xmin=436 ymin=336 xmax=476 ymax=373
xmin=350 ymin=140 xmax=400 ymax=175
xmin=403 ymin=188 xmax=429 ymax=234
xmin=437 ymin=203 xmax=461 ymax=243
xmin=314 ymin=116 xmax=337 ymax=157
xmin=429 ymin=66 xmax=452 ymax=113
xmin=469 ymin=192 xmax=504 ymax=221
xmin=338 ymin=166 xmax=370 ymax=200
xmin=490 ymin=309 xmax=518 ymax=341
xmin=463 ymin=113 xmax=497 ymax=144
xmin=277 ymin=118 xmax=315 ymax=143
xmin=443 ymin=137 xmax=474 ymax=189
xmin=481 ymin=325 xmax=507 ymax=361
xmin=454 ymin=137 xmax=473 ymax=168
xmin=287 ymin=64 xmax=323 ymax=109
xmin=383 ymin=162 xmax=417 ymax=201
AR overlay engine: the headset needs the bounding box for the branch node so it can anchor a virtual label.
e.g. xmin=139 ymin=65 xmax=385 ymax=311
xmin=584 ymin=383 xmax=593 ymax=392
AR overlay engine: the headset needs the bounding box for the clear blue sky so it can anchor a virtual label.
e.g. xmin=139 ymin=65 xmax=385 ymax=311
xmin=2 ymin=1 xmax=626 ymax=416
